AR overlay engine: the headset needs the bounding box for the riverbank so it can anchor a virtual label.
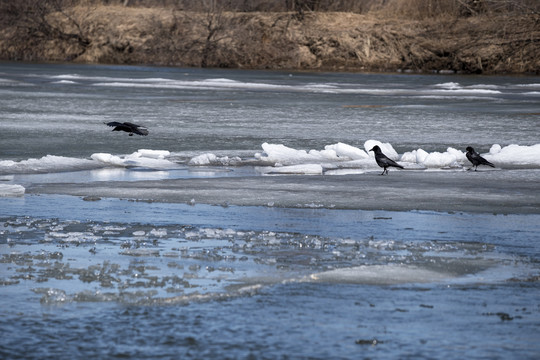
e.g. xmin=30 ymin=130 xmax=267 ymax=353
xmin=1 ymin=4 xmax=538 ymax=74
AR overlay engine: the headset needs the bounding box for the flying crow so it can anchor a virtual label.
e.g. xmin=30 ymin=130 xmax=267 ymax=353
xmin=369 ymin=145 xmax=404 ymax=175
xmin=105 ymin=122 xmax=148 ymax=136
xmin=465 ymin=146 xmax=494 ymax=171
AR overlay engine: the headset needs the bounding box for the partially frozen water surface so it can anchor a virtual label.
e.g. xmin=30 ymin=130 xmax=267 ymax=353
xmin=1 ymin=63 xmax=539 ymax=359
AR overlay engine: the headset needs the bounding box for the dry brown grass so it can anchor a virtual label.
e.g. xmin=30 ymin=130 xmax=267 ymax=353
xmin=0 ymin=1 xmax=538 ymax=73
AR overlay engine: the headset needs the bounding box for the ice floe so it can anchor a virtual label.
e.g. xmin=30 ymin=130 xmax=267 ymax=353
xmin=0 ymin=184 xmax=25 ymax=197
xmin=0 ymin=155 xmax=98 ymax=174
xmin=484 ymin=143 xmax=540 ymax=168
xmin=250 ymin=141 xmax=540 ymax=174
xmin=189 ymin=153 xmax=241 ymax=166
xmin=1 ymin=142 xmax=539 ymax=177
xmin=400 ymin=147 xmax=465 ymax=168
xmin=91 ymin=149 xmax=175 ymax=169
xmin=309 ymin=264 xmax=452 ymax=285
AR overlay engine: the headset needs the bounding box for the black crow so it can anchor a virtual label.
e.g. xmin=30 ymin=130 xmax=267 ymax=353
xmin=369 ymin=145 xmax=404 ymax=175
xmin=105 ymin=122 xmax=148 ymax=136
xmin=465 ymin=146 xmax=495 ymax=171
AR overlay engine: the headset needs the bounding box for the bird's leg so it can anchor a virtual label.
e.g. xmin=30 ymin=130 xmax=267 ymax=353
xmin=380 ymin=168 xmax=386 ymax=175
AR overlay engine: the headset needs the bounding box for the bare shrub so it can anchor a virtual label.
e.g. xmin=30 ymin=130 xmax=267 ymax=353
xmin=0 ymin=0 xmax=91 ymax=61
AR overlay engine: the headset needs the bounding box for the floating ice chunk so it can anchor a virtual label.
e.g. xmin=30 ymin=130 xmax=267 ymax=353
xmin=137 ymin=149 xmax=170 ymax=159
xmin=0 ymin=155 xmax=98 ymax=174
xmin=416 ymin=148 xmax=429 ymax=163
xmin=422 ymin=151 xmax=451 ymax=168
xmin=400 ymin=147 xmax=465 ymax=168
xmin=489 ymin=144 xmax=502 ymax=154
xmin=421 ymin=148 xmax=464 ymax=168
xmin=324 ymin=142 xmax=369 ymax=160
xmin=189 ymin=153 xmax=217 ymax=165
xmin=251 ymin=142 xmax=540 ymax=174
xmin=483 ymin=144 xmax=540 ymax=168
xmin=149 ymin=228 xmax=167 ymax=237
xmin=400 ymin=149 xmax=418 ymax=163
xmin=0 ymin=184 xmax=25 ymax=197
xmin=434 ymin=82 xmax=461 ymax=89
xmin=91 ymin=149 xmax=176 ymax=169
xmin=91 ymin=153 xmax=125 ymax=166
xmin=433 ymin=82 xmax=501 ymax=94
xmin=52 ymin=80 xmax=77 ymax=84
xmin=310 ymin=264 xmax=452 ymax=285
xmin=258 ymin=143 xmax=321 ymax=165
xmin=189 ymin=153 xmax=241 ymax=166
xmin=256 ymin=142 xmax=369 ymax=166
xmin=364 ymin=140 xmax=398 ymax=160
xmin=446 ymin=147 xmax=465 ymax=160
xmin=45 ymin=231 xmax=100 ymax=243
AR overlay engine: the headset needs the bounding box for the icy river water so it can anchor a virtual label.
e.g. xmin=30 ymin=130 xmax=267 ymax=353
xmin=1 ymin=63 xmax=539 ymax=359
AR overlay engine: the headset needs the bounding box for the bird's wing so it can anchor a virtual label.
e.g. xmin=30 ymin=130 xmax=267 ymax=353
xmin=106 ymin=121 xmax=124 ymax=127
xmin=472 ymin=152 xmax=484 ymax=162
xmin=123 ymin=122 xmax=142 ymax=128
xmin=122 ymin=122 xmax=148 ymax=135
xmin=382 ymin=155 xmax=399 ymax=166
xmin=478 ymin=155 xmax=495 ymax=166
xmin=377 ymin=155 xmax=403 ymax=169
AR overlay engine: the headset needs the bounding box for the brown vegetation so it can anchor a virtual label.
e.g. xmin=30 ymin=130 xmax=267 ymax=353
xmin=0 ymin=0 xmax=538 ymax=74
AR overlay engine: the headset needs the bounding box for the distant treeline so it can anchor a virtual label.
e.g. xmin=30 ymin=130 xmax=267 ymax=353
xmin=0 ymin=0 xmax=538 ymax=73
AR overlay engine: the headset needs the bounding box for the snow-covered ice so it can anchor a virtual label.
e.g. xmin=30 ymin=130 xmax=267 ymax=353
xmin=0 ymin=184 xmax=25 ymax=197
xmin=0 ymin=155 xmax=98 ymax=174
xmin=2 ymin=142 xmax=540 ymax=178
xmin=91 ymin=149 xmax=174 ymax=169
xmin=484 ymin=143 xmax=540 ymax=168
xmin=249 ymin=141 xmax=540 ymax=172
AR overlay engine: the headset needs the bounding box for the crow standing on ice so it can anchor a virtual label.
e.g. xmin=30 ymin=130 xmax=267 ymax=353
xmin=369 ymin=145 xmax=404 ymax=175
xmin=105 ymin=122 xmax=148 ymax=136
xmin=465 ymin=146 xmax=495 ymax=171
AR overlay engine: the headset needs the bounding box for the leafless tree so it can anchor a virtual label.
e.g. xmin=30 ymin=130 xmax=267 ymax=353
xmin=1 ymin=0 xmax=89 ymax=46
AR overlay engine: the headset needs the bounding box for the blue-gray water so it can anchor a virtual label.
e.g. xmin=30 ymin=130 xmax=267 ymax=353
xmin=1 ymin=63 xmax=539 ymax=359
